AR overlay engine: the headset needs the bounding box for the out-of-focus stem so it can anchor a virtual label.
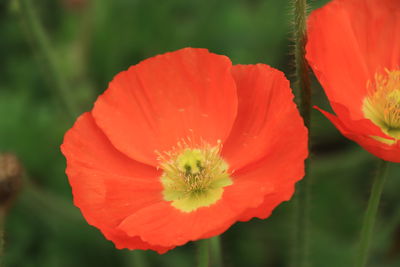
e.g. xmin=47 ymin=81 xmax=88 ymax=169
xmin=197 ymin=236 xmax=223 ymax=267
xmin=16 ymin=0 xmax=80 ymax=119
xmin=210 ymin=236 xmax=223 ymax=267
xmin=124 ymin=250 xmax=148 ymax=267
xmin=291 ymin=1 xmax=311 ymax=267
xmin=198 ymin=239 xmax=210 ymax=267
xmin=22 ymin=176 xmax=81 ymax=224
xmin=355 ymin=160 xmax=389 ymax=267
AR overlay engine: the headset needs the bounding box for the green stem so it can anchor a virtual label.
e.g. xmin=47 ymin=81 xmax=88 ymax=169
xmin=124 ymin=250 xmax=148 ymax=267
xmin=198 ymin=239 xmax=210 ymax=267
xmin=291 ymin=0 xmax=311 ymax=267
xmin=22 ymin=176 xmax=82 ymax=224
xmin=197 ymin=236 xmax=223 ymax=267
xmin=210 ymin=236 xmax=223 ymax=267
xmin=16 ymin=0 xmax=80 ymax=119
xmin=292 ymin=162 xmax=311 ymax=267
xmin=355 ymin=160 xmax=389 ymax=267
xmin=378 ymin=195 xmax=400 ymax=250
xmin=293 ymin=1 xmax=311 ymax=126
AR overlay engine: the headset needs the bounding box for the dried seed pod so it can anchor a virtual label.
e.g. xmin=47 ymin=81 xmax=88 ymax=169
xmin=0 ymin=153 xmax=22 ymax=209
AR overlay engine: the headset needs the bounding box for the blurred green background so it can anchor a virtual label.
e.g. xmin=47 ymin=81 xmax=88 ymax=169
xmin=1 ymin=0 xmax=400 ymax=266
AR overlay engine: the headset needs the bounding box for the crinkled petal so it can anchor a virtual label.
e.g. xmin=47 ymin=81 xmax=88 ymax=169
xmin=232 ymin=130 xmax=306 ymax=221
xmin=61 ymin=113 xmax=172 ymax=252
xmin=118 ymin=179 xmax=272 ymax=247
xmin=320 ymin=102 xmax=393 ymax=139
xmin=101 ymin=229 xmax=173 ymax=254
xmin=92 ymin=48 xmax=238 ymax=167
xmin=220 ymin=64 xmax=307 ymax=220
xmin=222 ymin=64 xmax=307 ymax=171
xmin=306 ymin=0 xmax=370 ymax=118
xmin=315 ymin=106 xmax=400 ymax=162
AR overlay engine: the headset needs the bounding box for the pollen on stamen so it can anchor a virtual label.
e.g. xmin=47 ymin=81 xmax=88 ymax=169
xmin=156 ymin=138 xmax=232 ymax=213
xmin=363 ymin=69 xmax=400 ymax=143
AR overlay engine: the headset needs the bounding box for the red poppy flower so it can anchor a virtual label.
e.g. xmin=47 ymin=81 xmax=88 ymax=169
xmin=61 ymin=48 xmax=307 ymax=253
xmin=306 ymin=0 xmax=400 ymax=162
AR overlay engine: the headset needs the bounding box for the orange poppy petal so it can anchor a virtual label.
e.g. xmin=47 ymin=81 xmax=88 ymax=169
xmin=238 ymin=185 xmax=294 ymax=222
xmin=306 ymin=0 xmax=368 ymax=119
xmin=315 ymin=106 xmax=400 ymax=162
xmin=118 ymin=179 xmax=272 ymax=247
xmin=101 ymin=229 xmax=173 ymax=254
xmin=307 ymin=0 xmax=400 ymax=119
xmin=336 ymin=0 xmax=400 ymax=73
xmin=222 ymin=64 xmax=307 ymax=171
xmin=317 ymin=102 xmax=392 ymax=139
xmin=61 ymin=113 xmax=170 ymax=251
xmin=232 ymin=133 xmax=306 ymax=221
xmin=92 ymin=48 xmax=238 ymax=167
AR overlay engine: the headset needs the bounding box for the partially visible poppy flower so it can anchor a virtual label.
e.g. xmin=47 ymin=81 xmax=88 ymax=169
xmin=61 ymin=48 xmax=307 ymax=253
xmin=306 ymin=0 xmax=400 ymax=162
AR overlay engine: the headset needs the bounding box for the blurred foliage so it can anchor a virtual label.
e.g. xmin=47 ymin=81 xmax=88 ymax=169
xmin=1 ymin=0 xmax=400 ymax=266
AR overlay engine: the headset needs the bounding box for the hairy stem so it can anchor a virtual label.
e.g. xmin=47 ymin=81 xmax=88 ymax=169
xmin=291 ymin=0 xmax=312 ymax=267
xmin=293 ymin=0 xmax=311 ymax=127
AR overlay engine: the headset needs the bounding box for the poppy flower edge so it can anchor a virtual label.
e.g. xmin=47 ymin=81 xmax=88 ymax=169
xmin=61 ymin=48 xmax=307 ymax=251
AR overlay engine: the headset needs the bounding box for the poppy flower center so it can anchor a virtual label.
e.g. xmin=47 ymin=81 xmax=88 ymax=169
xmin=158 ymin=141 xmax=232 ymax=213
xmin=363 ymin=69 xmax=400 ymax=143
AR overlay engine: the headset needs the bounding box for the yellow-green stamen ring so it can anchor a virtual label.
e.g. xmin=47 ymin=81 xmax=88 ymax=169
xmin=363 ymin=69 xmax=400 ymax=144
xmin=158 ymin=142 xmax=232 ymax=213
